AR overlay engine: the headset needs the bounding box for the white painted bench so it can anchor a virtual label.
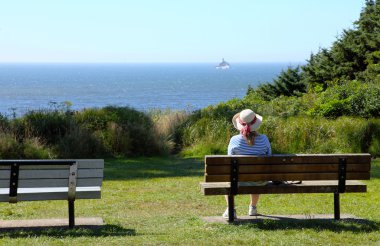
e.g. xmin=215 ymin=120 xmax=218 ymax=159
xmin=0 ymin=159 xmax=104 ymax=228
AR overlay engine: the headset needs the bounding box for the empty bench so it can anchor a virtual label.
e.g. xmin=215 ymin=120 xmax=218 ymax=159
xmin=200 ymin=154 xmax=371 ymax=222
xmin=0 ymin=159 xmax=104 ymax=228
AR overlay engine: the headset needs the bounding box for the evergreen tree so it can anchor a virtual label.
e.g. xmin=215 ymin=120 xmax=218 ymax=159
xmin=302 ymin=0 xmax=380 ymax=88
xmin=250 ymin=0 xmax=380 ymax=104
xmin=256 ymin=66 xmax=305 ymax=100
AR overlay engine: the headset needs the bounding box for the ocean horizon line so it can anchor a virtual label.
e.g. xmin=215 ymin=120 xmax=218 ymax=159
xmin=0 ymin=61 xmax=305 ymax=65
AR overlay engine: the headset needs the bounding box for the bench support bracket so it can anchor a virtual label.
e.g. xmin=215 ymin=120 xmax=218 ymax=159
xmin=227 ymin=195 xmax=235 ymax=223
xmin=338 ymin=158 xmax=347 ymax=193
xmin=228 ymin=159 xmax=239 ymax=222
xmin=9 ymin=163 xmax=20 ymax=203
xmin=68 ymin=200 xmax=75 ymax=228
xmin=68 ymin=162 xmax=78 ymax=228
xmin=334 ymin=158 xmax=347 ymax=220
xmin=334 ymin=193 xmax=340 ymax=220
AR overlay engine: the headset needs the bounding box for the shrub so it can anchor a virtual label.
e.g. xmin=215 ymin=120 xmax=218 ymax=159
xmin=0 ymin=133 xmax=22 ymax=158
xmin=308 ymin=81 xmax=380 ymax=118
xmin=22 ymin=110 xmax=72 ymax=144
xmin=150 ymin=110 xmax=188 ymax=155
xmin=56 ymin=124 xmax=105 ymax=158
xmin=23 ymin=137 xmax=55 ymax=159
xmin=75 ymin=106 xmax=164 ymax=157
xmin=0 ymin=133 xmax=53 ymax=159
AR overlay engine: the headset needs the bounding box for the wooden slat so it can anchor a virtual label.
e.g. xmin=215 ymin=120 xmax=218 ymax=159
xmin=205 ymin=154 xmax=371 ymax=165
xmin=0 ymin=169 xmax=103 ymax=179
xmin=205 ymin=172 xmax=370 ymax=182
xmin=206 ymin=163 xmax=370 ymax=174
xmin=0 ymin=187 xmax=101 ymax=201
xmin=0 ymin=178 xmax=103 ymax=188
xmin=0 ymin=159 xmax=104 ymax=169
xmin=76 ymin=159 xmax=104 ymax=169
xmin=0 ymin=166 xmax=68 ymax=170
xmin=200 ymin=180 xmax=367 ymax=195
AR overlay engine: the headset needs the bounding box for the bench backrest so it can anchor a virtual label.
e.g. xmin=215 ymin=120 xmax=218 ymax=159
xmin=0 ymin=159 xmax=104 ymax=188
xmin=204 ymin=154 xmax=371 ymax=182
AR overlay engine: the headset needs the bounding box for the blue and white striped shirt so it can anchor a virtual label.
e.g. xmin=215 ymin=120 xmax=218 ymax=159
xmin=227 ymin=134 xmax=271 ymax=156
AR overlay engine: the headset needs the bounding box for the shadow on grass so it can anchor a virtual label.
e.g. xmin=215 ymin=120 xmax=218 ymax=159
xmin=104 ymin=156 xmax=203 ymax=180
xmin=0 ymin=224 xmax=136 ymax=238
xmin=231 ymin=217 xmax=380 ymax=233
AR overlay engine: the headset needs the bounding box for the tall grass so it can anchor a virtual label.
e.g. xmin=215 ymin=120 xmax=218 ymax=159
xmin=0 ymin=107 xmax=189 ymax=159
xmin=150 ymin=109 xmax=188 ymax=155
xmin=180 ymin=115 xmax=380 ymax=158
xmin=0 ymin=106 xmax=378 ymax=159
xmin=261 ymin=117 xmax=377 ymax=154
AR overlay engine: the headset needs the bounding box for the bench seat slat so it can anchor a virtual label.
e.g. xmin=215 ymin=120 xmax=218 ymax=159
xmin=205 ymin=172 xmax=370 ymax=182
xmin=0 ymin=178 xmax=103 ymax=188
xmin=0 ymin=159 xmax=104 ymax=169
xmin=0 ymin=187 xmax=101 ymax=202
xmin=206 ymin=163 xmax=370 ymax=174
xmin=0 ymin=169 xmax=104 ymax=179
xmin=0 ymin=166 xmax=69 ymax=170
xmin=205 ymin=154 xmax=371 ymax=165
xmin=200 ymin=180 xmax=367 ymax=195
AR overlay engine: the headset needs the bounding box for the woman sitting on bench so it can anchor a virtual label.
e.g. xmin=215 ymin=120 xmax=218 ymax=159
xmin=223 ymin=109 xmax=272 ymax=219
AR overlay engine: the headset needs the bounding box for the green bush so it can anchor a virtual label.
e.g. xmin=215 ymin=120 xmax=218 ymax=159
xmin=56 ymin=124 xmax=105 ymax=158
xmin=23 ymin=137 xmax=55 ymax=159
xmin=0 ymin=106 xmax=184 ymax=158
xmin=0 ymin=133 xmax=54 ymax=159
xmin=75 ymin=106 xmax=160 ymax=157
xmin=0 ymin=133 xmax=22 ymax=158
xmin=308 ymin=81 xmax=380 ymax=118
xmin=22 ymin=110 xmax=72 ymax=144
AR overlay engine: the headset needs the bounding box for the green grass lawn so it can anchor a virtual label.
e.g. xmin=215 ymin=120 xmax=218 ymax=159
xmin=0 ymin=157 xmax=379 ymax=245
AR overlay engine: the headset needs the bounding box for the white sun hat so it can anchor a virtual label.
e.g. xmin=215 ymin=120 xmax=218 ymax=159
xmin=232 ymin=109 xmax=263 ymax=132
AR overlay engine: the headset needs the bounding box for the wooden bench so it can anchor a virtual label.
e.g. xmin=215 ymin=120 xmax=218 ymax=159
xmin=0 ymin=159 xmax=104 ymax=228
xmin=200 ymin=154 xmax=371 ymax=222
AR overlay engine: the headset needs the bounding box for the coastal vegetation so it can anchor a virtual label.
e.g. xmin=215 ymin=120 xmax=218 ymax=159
xmin=0 ymin=1 xmax=379 ymax=159
xmin=0 ymin=106 xmax=186 ymax=158
xmin=180 ymin=0 xmax=380 ymax=157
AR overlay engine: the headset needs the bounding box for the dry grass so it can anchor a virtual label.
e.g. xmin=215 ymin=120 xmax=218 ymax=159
xmin=152 ymin=110 xmax=188 ymax=154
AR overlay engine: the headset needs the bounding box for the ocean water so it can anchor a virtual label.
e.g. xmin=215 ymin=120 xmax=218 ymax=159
xmin=0 ymin=63 xmax=289 ymax=116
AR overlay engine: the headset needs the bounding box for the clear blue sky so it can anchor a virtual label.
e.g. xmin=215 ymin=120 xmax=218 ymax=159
xmin=0 ymin=0 xmax=366 ymax=63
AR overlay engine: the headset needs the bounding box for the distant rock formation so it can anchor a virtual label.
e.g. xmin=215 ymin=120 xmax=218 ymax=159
xmin=216 ymin=58 xmax=230 ymax=69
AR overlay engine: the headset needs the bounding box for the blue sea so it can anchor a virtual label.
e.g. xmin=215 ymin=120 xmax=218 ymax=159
xmin=0 ymin=63 xmax=291 ymax=116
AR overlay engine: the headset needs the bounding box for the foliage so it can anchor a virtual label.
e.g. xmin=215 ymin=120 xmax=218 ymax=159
xmin=246 ymin=0 xmax=380 ymax=119
xmin=148 ymin=109 xmax=189 ymax=155
xmin=255 ymin=66 xmax=306 ymax=100
xmin=22 ymin=110 xmax=72 ymax=144
xmin=308 ymin=81 xmax=380 ymax=118
xmin=180 ymin=111 xmax=380 ymax=158
xmin=302 ymin=0 xmax=380 ymax=90
xmin=74 ymin=106 xmax=159 ymax=157
xmin=0 ymin=106 xmax=189 ymax=158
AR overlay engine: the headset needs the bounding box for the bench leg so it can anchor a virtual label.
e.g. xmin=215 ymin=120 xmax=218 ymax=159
xmin=69 ymin=200 xmax=75 ymax=228
xmin=334 ymin=193 xmax=340 ymax=220
xmin=228 ymin=195 xmax=235 ymax=222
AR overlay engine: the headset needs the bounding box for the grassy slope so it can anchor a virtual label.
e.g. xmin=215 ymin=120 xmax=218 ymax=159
xmin=0 ymin=157 xmax=379 ymax=245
